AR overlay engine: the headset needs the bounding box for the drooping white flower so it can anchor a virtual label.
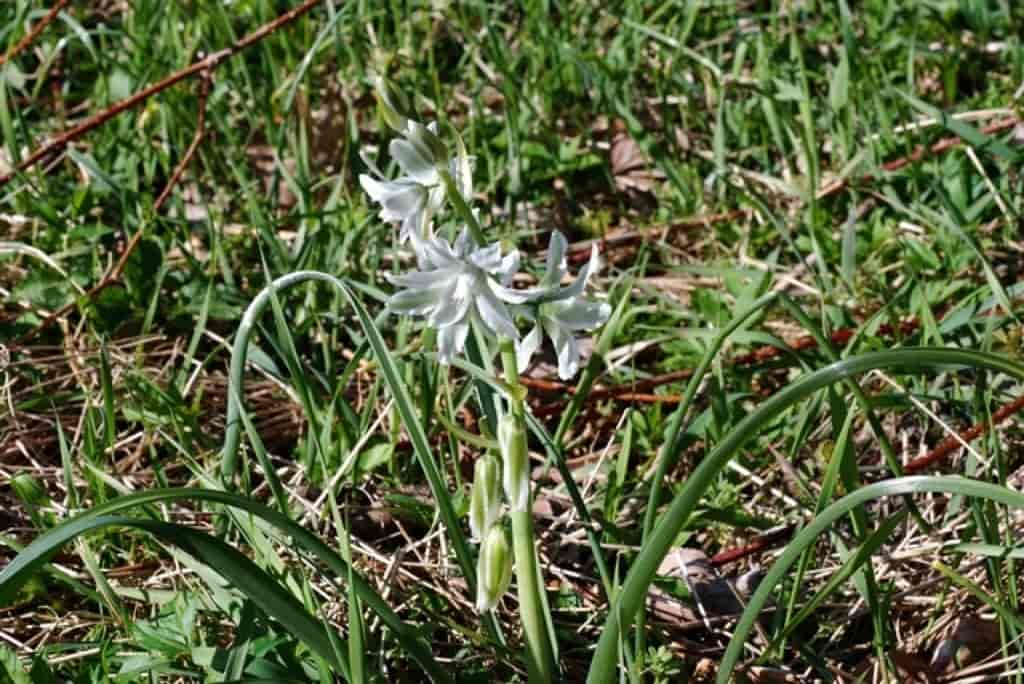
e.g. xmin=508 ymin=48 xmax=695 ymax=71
xmin=515 ymin=231 xmax=611 ymax=380
xmin=386 ymin=228 xmax=528 ymax=363
xmin=359 ymin=80 xmax=472 ymax=242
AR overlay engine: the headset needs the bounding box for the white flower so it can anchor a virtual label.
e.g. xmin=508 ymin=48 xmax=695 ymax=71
xmin=387 ymin=228 xmax=528 ymax=363
xmin=359 ymin=81 xmax=472 ymax=242
xmin=515 ymin=231 xmax=611 ymax=380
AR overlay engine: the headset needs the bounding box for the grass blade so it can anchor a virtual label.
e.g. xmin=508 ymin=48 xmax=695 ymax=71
xmin=588 ymin=348 xmax=1024 ymax=683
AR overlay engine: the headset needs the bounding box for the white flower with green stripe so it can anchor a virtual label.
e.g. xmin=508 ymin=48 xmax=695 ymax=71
xmin=516 ymin=231 xmax=610 ymax=379
xmin=386 ymin=228 xmax=528 ymax=363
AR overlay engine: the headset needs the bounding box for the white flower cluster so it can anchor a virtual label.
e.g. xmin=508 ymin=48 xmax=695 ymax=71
xmin=359 ymin=78 xmax=610 ymax=380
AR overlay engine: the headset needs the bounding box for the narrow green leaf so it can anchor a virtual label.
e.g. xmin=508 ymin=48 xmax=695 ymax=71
xmin=718 ymin=477 xmax=1024 ymax=682
xmin=896 ymin=91 xmax=1016 ymax=163
xmin=0 ymin=487 xmax=450 ymax=683
xmin=589 ymin=348 xmax=1024 ymax=683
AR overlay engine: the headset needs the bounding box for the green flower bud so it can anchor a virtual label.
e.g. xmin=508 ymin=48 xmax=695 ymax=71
xmin=405 ymin=120 xmax=449 ymax=167
xmin=469 ymin=454 xmax=502 ymax=540
xmin=476 ymin=525 xmax=512 ymax=613
xmin=374 ymin=75 xmax=414 ymax=133
xmin=499 ymin=413 xmax=529 ymax=512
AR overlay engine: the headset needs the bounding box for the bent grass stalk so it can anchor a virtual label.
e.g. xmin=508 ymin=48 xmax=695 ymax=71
xmin=587 ymin=348 xmax=1024 ymax=683
xmin=0 ymin=488 xmax=451 ymax=681
xmin=718 ymin=476 xmax=1024 ymax=681
xmin=217 ymin=270 xmax=507 ymax=646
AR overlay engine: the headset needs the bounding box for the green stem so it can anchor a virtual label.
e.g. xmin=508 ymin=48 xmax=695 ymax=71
xmin=510 ymin=510 xmax=554 ymax=683
xmin=500 ymin=339 xmax=555 ymax=683
xmin=439 ymin=168 xmax=487 ymax=245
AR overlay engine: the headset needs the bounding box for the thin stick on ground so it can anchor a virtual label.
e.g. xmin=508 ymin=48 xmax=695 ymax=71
xmin=0 ymin=0 xmax=324 ymax=188
xmin=0 ymin=0 xmax=72 ymax=68
xmin=816 ymin=116 xmax=1020 ymax=200
xmin=17 ymin=72 xmax=213 ymax=344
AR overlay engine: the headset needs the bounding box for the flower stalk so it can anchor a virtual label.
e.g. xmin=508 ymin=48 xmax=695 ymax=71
xmin=359 ymin=77 xmax=609 ymax=682
xmin=500 ymin=338 xmax=556 ymax=683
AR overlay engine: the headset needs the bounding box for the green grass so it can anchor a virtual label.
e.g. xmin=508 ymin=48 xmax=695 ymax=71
xmin=2 ymin=1 xmax=1024 ymax=682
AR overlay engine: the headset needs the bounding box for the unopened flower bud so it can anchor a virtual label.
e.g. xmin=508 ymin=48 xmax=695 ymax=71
xmin=475 ymin=525 xmax=512 ymax=613
xmin=374 ymin=76 xmax=414 ymax=133
xmin=405 ymin=120 xmax=449 ymax=167
xmin=469 ymin=454 xmax=501 ymax=540
xmin=499 ymin=413 xmax=529 ymax=512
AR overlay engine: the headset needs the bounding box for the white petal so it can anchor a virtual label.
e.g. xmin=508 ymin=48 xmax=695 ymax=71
xmin=436 ymin=320 xmax=470 ymax=364
xmin=390 ymin=138 xmax=437 ymax=185
xmin=358 ymin=150 xmax=386 ymax=179
xmin=476 ymin=286 xmax=518 ymax=340
xmin=358 ymin=173 xmax=392 ymax=201
xmin=468 ymin=243 xmax=503 ymax=273
xmin=399 ymin=212 xmax=421 ymax=243
xmin=551 ymin=298 xmax=611 ymax=331
xmin=436 ymin=324 xmax=457 ymax=364
xmin=410 ymin=230 xmax=456 ymax=268
xmin=559 ymin=244 xmax=601 ymax=299
xmin=516 ymin=323 xmax=543 ymax=371
xmin=496 ymin=248 xmax=520 ymax=285
xmin=454 ymin=227 xmax=475 ymax=257
xmin=427 ymin=184 xmax=446 ymax=215
xmin=453 ymin=132 xmax=473 ymax=200
xmin=429 ymin=283 xmax=471 ymax=328
xmin=544 ymin=318 xmax=580 ymax=380
xmin=387 ymin=287 xmax=441 ymax=316
xmin=543 ymin=231 xmax=569 ymax=287
xmin=359 ymin=175 xmax=426 ymax=223
xmin=488 ymin=280 xmax=537 ymax=305
xmin=451 ymin=320 xmax=470 ymax=356
xmin=387 ymin=269 xmax=451 ymax=290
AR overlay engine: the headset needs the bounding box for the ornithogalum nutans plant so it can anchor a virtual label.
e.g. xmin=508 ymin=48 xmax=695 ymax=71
xmin=360 ymin=76 xmax=610 ymax=682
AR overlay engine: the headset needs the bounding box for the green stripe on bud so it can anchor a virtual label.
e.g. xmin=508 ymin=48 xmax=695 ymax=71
xmin=476 ymin=525 xmax=512 ymax=613
xmin=469 ymin=453 xmax=502 ymax=540
xmin=499 ymin=413 xmax=529 ymax=512
xmin=374 ymin=76 xmax=414 ymax=133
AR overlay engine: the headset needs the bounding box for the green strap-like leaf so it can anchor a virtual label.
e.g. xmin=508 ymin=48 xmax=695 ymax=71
xmin=587 ymin=348 xmax=1024 ymax=683
xmin=219 ymin=270 xmax=497 ymax=645
xmin=0 ymin=487 xmax=451 ymax=683
xmin=718 ymin=476 xmax=1024 ymax=681
xmin=2 ymin=514 xmax=350 ymax=679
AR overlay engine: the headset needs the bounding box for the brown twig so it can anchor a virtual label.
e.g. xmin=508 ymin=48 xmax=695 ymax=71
xmin=17 ymin=72 xmax=212 ymax=343
xmin=0 ymin=0 xmax=324 ymax=188
xmin=731 ymin=319 xmax=921 ymax=366
xmin=904 ymin=393 xmax=1024 ymax=474
xmin=817 ymin=116 xmax=1020 ymax=200
xmin=530 ymin=318 xmax=921 ymax=416
xmin=709 ymin=392 xmax=1024 ymax=566
xmin=105 ymin=69 xmax=213 ymax=286
xmin=12 ymin=1 xmax=324 ymax=342
xmin=565 ymin=210 xmax=749 ymax=265
xmin=529 ymin=370 xmax=694 ymax=417
xmin=710 ymin=525 xmax=795 ymax=567
xmin=0 ymin=0 xmax=71 ymax=68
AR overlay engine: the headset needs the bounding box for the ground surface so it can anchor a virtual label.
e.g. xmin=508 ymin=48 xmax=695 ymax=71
xmin=2 ymin=1 xmax=1024 ymax=682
